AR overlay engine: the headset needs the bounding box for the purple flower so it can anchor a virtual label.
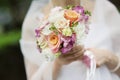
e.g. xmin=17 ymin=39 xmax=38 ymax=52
xmin=84 ymin=15 xmax=89 ymax=22
xmin=78 ymin=16 xmax=84 ymax=22
xmin=61 ymin=36 xmax=71 ymax=48
xmin=73 ymin=6 xmax=90 ymax=23
xmin=71 ymin=33 xmax=76 ymax=42
xmin=35 ymin=22 xmax=50 ymax=37
xmin=60 ymin=44 xmax=73 ymax=54
xmin=78 ymin=15 xmax=89 ymax=23
xmin=60 ymin=34 xmax=76 ymax=54
xmin=73 ymin=6 xmax=85 ymax=15
xmin=85 ymin=25 xmax=90 ymax=34
xmin=35 ymin=29 xmax=41 ymax=37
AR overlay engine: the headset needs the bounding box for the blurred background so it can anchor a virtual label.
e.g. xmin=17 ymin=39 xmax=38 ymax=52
xmin=0 ymin=0 xmax=119 ymax=80
xmin=0 ymin=0 xmax=31 ymax=80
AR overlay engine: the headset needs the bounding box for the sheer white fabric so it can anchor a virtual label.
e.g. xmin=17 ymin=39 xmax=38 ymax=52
xmin=20 ymin=0 xmax=120 ymax=80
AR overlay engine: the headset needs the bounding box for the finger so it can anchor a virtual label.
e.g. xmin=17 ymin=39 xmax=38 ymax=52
xmin=87 ymin=47 xmax=99 ymax=52
xmin=59 ymin=45 xmax=85 ymax=61
xmin=66 ymin=57 xmax=78 ymax=63
xmin=96 ymin=61 xmax=102 ymax=68
xmin=62 ymin=48 xmax=84 ymax=59
xmin=63 ymin=49 xmax=83 ymax=58
xmin=66 ymin=49 xmax=85 ymax=60
xmin=96 ymin=63 xmax=100 ymax=68
xmin=68 ymin=45 xmax=84 ymax=54
xmin=96 ymin=58 xmax=106 ymax=68
xmin=62 ymin=45 xmax=84 ymax=57
xmin=63 ymin=46 xmax=84 ymax=63
xmin=67 ymin=53 xmax=85 ymax=63
xmin=66 ymin=52 xmax=83 ymax=60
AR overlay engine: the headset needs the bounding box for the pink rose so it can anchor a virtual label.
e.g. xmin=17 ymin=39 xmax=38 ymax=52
xmin=47 ymin=33 xmax=61 ymax=53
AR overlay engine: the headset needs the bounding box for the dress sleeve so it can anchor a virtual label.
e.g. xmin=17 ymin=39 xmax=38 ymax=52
xmin=20 ymin=0 xmax=53 ymax=80
xmin=103 ymin=0 xmax=120 ymax=55
xmin=20 ymin=0 xmax=45 ymax=66
xmin=87 ymin=0 xmax=120 ymax=53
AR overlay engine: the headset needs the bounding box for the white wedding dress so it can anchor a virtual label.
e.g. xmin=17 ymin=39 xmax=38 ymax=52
xmin=20 ymin=0 xmax=120 ymax=80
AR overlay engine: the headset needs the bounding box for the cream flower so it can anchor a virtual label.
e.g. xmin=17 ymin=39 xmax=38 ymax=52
xmin=50 ymin=7 xmax=62 ymax=14
xmin=73 ymin=23 xmax=86 ymax=44
xmin=37 ymin=35 xmax=48 ymax=49
xmin=62 ymin=27 xmax=72 ymax=36
xmin=48 ymin=10 xmax=64 ymax=23
xmin=54 ymin=17 xmax=70 ymax=28
xmin=42 ymin=24 xmax=52 ymax=35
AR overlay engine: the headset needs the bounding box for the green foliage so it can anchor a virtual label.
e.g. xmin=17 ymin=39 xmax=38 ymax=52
xmin=71 ymin=22 xmax=78 ymax=27
xmin=49 ymin=23 xmax=58 ymax=34
xmin=85 ymin=10 xmax=91 ymax=16
xmin=49 ymin=24 xmax=57 ymax=31
xmin=0 ymin=30 xmax=21 ymax=49
xmin=64 ymin=5 xmax=75 ymax=9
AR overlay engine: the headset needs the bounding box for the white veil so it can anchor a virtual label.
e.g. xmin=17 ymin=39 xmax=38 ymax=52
xmin=97 ymin=0 xmax=120 ymax=54
xmin=103 ymin=1 xmax=120 ymax=54
xmin=20 ymin=0 xmax=50 ymax=66
xmin=26 ymin=0 xmax=49 ymax=16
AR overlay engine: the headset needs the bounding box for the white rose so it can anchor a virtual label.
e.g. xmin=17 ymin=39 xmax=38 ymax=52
xmin=42 ymin=48 xmax=55 ymax=61
xmin=51 ymin=7 xmax=62 ymax=14
xmin=54 ymin=17 xmax=70 ymax=28
xmin=74 ymin=23 xmax=86 ymax=44
xmin=48 ymin=10 xmax=64 ymax=23
xmin=42 ymin=24 xmax=52 ymax=35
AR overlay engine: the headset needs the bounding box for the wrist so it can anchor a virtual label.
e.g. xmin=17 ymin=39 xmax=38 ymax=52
xmin=53 ymin=58 xmax=62 ymax=80
xmin=54 ymin=58 xmax=63 ymax=68
xmin=105 ymin=53 xmax=119 ymax=71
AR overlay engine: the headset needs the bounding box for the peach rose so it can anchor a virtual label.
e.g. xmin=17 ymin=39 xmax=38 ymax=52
xmin=64 ymin=10 xmax=79 ymax=23
xmin=47 ymin=32 xmax=61 ymax=53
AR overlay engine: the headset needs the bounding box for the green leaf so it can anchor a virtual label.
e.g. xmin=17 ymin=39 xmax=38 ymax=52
xmin=71 ymin=22 xmax=79 ymax=27
xmin=85 ymin=10 xmax=91 ymax=16
xmin=49 ymin=24 xmax=56 ymax=30
xmin=49 ymin=23 xmax=58 ymax=34
xmin=64 ymin=5 xmax=74 ymax=9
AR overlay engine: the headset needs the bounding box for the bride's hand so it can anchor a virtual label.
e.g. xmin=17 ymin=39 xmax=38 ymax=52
xmin=55 ymin=45 xmax=85 ymax=66
xmin=88 ymin=48 xmax=120 ymax=76
xmin=88 ymin=48 xmax=117 ymax=67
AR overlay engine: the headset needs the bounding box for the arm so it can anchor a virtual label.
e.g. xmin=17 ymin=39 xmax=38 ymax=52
xmin=88 ymin=48 xmax=120 ymax=77
xmin=104 ymin=0 xmax=120 ymax=76
xmin=52 ymin=59 xmax=62 ymax=80
xmin=106 ymin=53 xmax=120 ymax=76
xmin=100 ymin=0 xmax=120 ymax=76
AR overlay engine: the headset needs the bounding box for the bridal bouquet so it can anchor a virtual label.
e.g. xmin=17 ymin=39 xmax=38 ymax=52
xmin=35 ymin=6 xmax=96 ymax=80
xmin=35 ymin=5 xmax=91 ymax=60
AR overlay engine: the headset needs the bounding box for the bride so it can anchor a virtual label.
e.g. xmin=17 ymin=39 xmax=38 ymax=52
xmin=20 ymin=0 xmax=120 ymax=80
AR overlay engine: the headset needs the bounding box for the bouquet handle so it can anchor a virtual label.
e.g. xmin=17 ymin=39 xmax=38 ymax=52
xmin=82 ymin=50 xmax=96 ymax=80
